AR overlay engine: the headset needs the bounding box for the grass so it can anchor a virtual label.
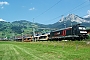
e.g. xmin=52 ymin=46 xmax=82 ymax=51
xmin=0 ymin=41 xmax=90 ymax=60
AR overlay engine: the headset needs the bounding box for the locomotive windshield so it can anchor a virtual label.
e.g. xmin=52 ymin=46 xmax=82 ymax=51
xmin=79 ymin=26 xmax=86 ymax=30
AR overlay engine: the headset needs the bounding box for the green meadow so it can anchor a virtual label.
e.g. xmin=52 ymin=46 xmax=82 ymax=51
xmin=0 ymin=41 xmax=90 ymax=60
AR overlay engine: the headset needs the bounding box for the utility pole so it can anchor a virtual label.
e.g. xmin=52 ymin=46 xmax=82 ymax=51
xmin=71 ymin=14 xmax=74 ymax=27
xmin=32 ymin=18 xmax=36 ymax=42
xmin=62 ymin=15 xmax=66 ymax=28
xmin=12 ymin=32 xmax=15 ymax=41
xmin=71 ymin=14 xmax=74 ymax=39
xmin=22 ymin=25 xmax=24 ymax=42
xmin=64 ymin=21 xmax=66 ymax=28
xmin=22 ymin=33 xmax=23 ymax=42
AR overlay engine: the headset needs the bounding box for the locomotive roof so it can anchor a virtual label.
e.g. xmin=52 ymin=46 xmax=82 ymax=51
xmin=51 ymin=27 xmax=72 ymax=32
xmin=51 ymin=24 xmax=86 ymax=32
xmin=73 ymin=24 xmax=85 ymax=27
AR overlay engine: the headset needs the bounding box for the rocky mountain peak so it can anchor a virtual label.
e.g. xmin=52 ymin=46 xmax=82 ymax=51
xmin=59 ymin=14 xmax=90 ymax=23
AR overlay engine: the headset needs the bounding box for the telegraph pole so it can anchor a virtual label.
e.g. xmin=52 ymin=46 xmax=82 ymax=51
xmin=22 ymin=25 xmax=24 ymax=42
xmin=64 ymin=21 xmax=66 ymax=28
xmin=12 ymin=32 xmax=15 ymax=41
xmin=32 ymin=18 xmax=35 ymax=42
xmin=71 ymin=14 xmax=74 ymax=39
xmin=22 ymin=33 xmax=23 ymax=42
xmin=71 ymin=14 xmax=74 ymax=27
xmin=62 ymin=15 xmax=66 ymax=28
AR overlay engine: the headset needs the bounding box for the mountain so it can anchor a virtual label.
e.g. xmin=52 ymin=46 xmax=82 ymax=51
xmin=84 ymin=17 xmax=90 ymax=20
xmin=83 ymin=15 xmax=90 ymax=21
xmin=49 ymin=14 xmax=90 ymax=28
xmin=0 ymin=20 xmax=50 ymax=39
xmin=0 ymin=14 xmax=90 ymax=39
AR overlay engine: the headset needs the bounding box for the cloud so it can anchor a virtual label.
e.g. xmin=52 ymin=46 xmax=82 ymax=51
xmin=87 ymin=10 xmax=90 ymax=15
xmin=0 ymin=1 xmax=9 ymax=9
xmin=0 ymin=18 xmax=6 ymax=21
xmin=0 ymin=1 xmax=9 ymax=6
xmin=29 ymin=7 xmax=35 ymax=11
xmin=83 ymin=10 xmax=90 ymax=18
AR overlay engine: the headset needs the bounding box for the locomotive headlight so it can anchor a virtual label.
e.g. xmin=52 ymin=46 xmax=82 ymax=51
xmin=80 ymin=31 xmax=87 ymax=33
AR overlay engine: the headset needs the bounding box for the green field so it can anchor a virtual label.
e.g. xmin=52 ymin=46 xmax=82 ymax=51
xmin=0 ymin=41 xmax=90 ymax=60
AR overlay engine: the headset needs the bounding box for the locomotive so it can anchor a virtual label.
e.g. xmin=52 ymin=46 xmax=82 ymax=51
xmin=49 ymin=24 xmax=88 ymax=41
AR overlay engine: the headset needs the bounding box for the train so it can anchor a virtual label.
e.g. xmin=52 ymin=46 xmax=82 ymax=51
xmin=49 ymin=24 xmax=88 ymax=41
xmin=15 ymin=24 xmax=88 ymax=42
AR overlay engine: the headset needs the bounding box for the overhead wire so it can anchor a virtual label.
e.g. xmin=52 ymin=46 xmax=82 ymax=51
xmin=34 ymin=0 xmax=62 ymax=19
xmin=47 ymin=0 xmax=89 ymax=22
xmin=72 ymin=3 xmax=90 ymax=17
xmin=63 ymin=1 xmax=88 ymax=15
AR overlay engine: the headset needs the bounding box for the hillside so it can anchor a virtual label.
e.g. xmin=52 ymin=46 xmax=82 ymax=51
xmin=0 ymin=14 xmax=90 ymax=39
xmin=0 ymin=20 xmax=50 ymax=39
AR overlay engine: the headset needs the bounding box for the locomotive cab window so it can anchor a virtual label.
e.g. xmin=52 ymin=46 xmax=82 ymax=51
xmin=79 ymin=27 xmax=86 ymax=30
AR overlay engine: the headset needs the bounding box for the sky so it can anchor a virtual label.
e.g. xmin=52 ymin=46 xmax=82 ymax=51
xmin=0 ymin=0 xmax=90 ymax=24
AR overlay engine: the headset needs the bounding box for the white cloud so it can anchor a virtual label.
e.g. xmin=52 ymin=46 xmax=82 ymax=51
xmin=83 ymin=10 xmax=90 ymax=18
xmin=29 ymin=7 xmax=35 ymax=11
xmin=84 ymin=15 xmax=90 ymax=18
xmin=0 ymin=18 xmax=6 ymax=21
xmin=87 ymin=10 xmax=90 ymax=15
xmin=0 ymin=1 xmax=9 ymax=6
